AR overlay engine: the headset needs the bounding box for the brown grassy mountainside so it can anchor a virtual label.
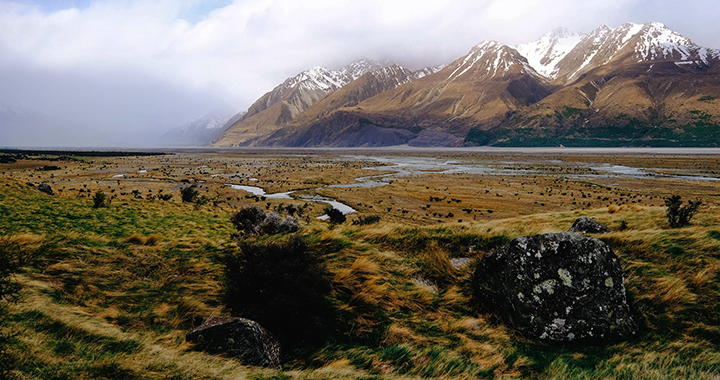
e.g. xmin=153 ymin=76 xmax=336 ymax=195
xmin=212 ymin=22 xmax=720 ymax=147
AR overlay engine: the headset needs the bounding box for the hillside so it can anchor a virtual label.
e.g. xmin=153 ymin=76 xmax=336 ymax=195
xmin=211 ymin=22 xmax=720 ymax=147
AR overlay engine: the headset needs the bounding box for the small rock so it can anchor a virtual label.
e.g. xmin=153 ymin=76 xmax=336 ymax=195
xmin=450 ymin=257 xmax=472 ymax=270
xmin=36 ymin=182 xmax=54 ymax=195
xmin=186 ymin=317 xmax=281 ymax=368
xmin=473 ymin=232 xmax=637 ymax=343
xmin=412 ymin=276 xmax=438 ymax=294
xmin=569 ymin=216 xmax=611 ymax=233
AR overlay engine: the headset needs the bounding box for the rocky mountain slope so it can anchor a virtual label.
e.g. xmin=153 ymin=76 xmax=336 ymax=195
xmin=159 ymin=111 xmax=243 ymax=147
xmin=211 ymin=59 xmax=390 ymax=146
xmin=212 ymin=22 xmax=720 ymax=147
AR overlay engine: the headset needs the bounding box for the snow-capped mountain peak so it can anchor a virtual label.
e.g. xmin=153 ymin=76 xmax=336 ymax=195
xmin=446 ymin=40 xmax=541 ymax=81
xmin=516 ymin=27 xmax=584 ymax=78
xmin=340 ymin=58 xmax=388 ymax=81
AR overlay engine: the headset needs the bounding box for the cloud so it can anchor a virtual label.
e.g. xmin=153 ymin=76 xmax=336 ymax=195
xmin=0 ymin=0 xmax=718 ymax=147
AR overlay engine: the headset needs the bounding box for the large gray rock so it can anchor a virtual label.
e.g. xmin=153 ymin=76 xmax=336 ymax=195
xmin=186 ymin=317 xmax=281 ymax=368
xmin=569 ymin=216 xmax=611 ymax=233
xmin=473 ymin=232 xmax=636 ymax=342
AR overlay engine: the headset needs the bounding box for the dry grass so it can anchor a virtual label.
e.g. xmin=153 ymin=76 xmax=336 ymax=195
xmin=2 ymin=151 xmax=720 ymax=379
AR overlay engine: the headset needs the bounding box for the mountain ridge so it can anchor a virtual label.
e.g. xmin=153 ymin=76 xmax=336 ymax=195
xmin=212 ymin=22 xmax=720 ymax=148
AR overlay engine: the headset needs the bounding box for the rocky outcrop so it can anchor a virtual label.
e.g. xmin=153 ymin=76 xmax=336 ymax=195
xmin=473 ymin=232 xmax=637 ymax=342
xmin=569 ymin=216 xmax=611 ymax=233
xmin=186 ymin=317 xmax=281 ymax=368
xmin=36 ymin=182 xmax=54 ymax=195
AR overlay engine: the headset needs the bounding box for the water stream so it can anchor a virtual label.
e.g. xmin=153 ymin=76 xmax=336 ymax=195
xmin=227 ymin=154 xmax=720 ymax=215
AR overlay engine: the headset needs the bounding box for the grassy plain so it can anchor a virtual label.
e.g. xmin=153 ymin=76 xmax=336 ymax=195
xmin=1 ymin=149 xmax=720 ymax=379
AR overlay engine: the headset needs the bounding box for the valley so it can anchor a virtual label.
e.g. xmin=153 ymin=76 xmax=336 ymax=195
xmin=2 ymin=149 xmax=720 ymax=379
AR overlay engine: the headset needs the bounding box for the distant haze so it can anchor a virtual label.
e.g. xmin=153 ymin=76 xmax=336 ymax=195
xmin=1 ymin=0 xmax=719 ymax=147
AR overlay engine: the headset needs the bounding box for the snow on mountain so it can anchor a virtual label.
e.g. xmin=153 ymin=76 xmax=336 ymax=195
xmin=340 ymin=58 xmax=389 ymax=81
xmin=446 ymin=40 xmax=541 ymax=82
xmin=515 ymin=27 xmax=584 ymax=78
xmin=413 ymin=64 xmax=447 ymax=79
xmin=631 ymin=22 xmax=719 ymax=64
xmin=160 ymin=112 xmax=240 ymax=147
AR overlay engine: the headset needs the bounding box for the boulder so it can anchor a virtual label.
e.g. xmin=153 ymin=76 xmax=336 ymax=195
xmin=569 ymin=216 xmax=611 ymax=233
xmin=473 ymin=232 xmax=636 ymax=342
xmin=36 ymin=182 xmax=54 ymax=195
xmin=186 ymin=317 xmax=281 ymax=368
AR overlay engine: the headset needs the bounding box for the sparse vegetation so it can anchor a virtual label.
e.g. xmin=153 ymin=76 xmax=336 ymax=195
xmin=1 ymin=151 xmax=720 ymax=379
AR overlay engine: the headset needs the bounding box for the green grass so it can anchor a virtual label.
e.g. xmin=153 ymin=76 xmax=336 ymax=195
xmin=2 ymin=174 xmax=720 ymax=379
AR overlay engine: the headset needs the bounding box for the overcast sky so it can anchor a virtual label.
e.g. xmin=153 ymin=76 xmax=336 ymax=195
xmin=1 ymin=0 xmax=719 ymax=147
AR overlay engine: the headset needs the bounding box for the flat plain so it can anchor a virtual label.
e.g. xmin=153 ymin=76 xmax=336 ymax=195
xmin=1 ymin=148 xmax=720 ymax=379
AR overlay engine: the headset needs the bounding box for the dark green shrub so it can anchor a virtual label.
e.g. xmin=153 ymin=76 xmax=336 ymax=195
xmin=665 ymin=195 xmax=702 ymax=227
xmin=220 ymin=235 xmax=332 ymax=347
xmin=180 ymin=185 xmax=199 ymax=203
xmin=325 ymin=206 xmax=346 ymax=224
xmin=92 ymin=190 xmax=110 ymax=208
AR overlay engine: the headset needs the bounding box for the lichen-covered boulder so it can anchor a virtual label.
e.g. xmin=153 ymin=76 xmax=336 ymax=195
xmin=186 ymin=317 xmax=281 ymax=368
xmin=473 ymin=232 xmax=636 ymax=342
xmin=569 ymin=216 xmax=611 ymax=234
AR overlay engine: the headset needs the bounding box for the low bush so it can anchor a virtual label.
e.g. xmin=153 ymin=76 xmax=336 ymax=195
xmin=352 ymin=215 xmax=381 ymax=226
xmin=325 ymin=206 xmax=346 ymax=224
xmin=180 ymin=185 xmax=199 ymax=203
xmin=230 ymin=206 xmax=298 ymax=236
xmin=92 ymin=190 xmax=110 ymax=208
xmin=665 ymin=195 xmax=702 ymax=227
xmin=220 ymin=235 xmax=333 ymax=347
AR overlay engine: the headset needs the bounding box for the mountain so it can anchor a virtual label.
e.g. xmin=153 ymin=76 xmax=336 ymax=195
xmin=211 ymin=58 xmax=389 ymax=146
xmin=472 ymin=22 xmax=720 ymax=146
xmin=250 ymin=41 xmax=552 ymax=147
xmin=212 ymin=22 xmax=720 ymax=148
xmin=257 ymin=64 xmax=424 ymax=146
xmin=159 ymin=111 xmax=241 ymax=147
xmin=515 ymin=27 xmax=584 ymax=79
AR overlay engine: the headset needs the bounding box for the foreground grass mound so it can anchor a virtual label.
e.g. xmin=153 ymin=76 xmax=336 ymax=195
xmin=1 ymin=177 xmax=720 ymax=379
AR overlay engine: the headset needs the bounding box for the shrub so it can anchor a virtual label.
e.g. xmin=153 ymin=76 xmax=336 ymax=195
xmin=325 ymin=206 xmax=346 ymax=224
xmin=92 ymin=190 xmax=111 ymax=208
xmin=158 ymin=194 xmax=173 ymax=201
xmin=220 ymin=235 xmax=332 ymax=346
xmin=352 ymin=215 xmax=381 ymax=226
xmin=230 ymin=206 xmax=267 ymax=235
xmin=257 ymin=212 xmax=299 ymax=235
xmin=665 ymin=195 xmax=702 ymax=228
xmin=180 ymin=185 xmax=199 ymax=203
xmin=230 ymin=207 xmax=298 ymax=236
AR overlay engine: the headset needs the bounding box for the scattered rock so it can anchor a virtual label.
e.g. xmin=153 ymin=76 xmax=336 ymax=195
xmin=450 ymin=257 xmax=472 ymax=270
xmin=412 ymin=276 xmax=439 ymax=294
xmin=36 ymin=182 xmax=54 ymax=195
xmin=186 ymin=317 xmax=282 ymax=368
xmin=473 ymin=232 xmax=637 ymax=342
xmin=569 ymin=216 xmax=611 ymax=233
